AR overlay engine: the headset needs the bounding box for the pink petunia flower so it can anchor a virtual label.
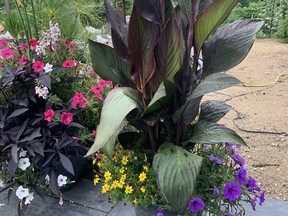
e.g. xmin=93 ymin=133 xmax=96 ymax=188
xmin=29 ymin=39 xmax=38 ymax=48
xmin=20 ymin=55 xmax=29 ymax=65
xmin=62 ymin=60 xmax=75 ymax=68
xmin=61 ymin=112 xmax=73 ymax=125
xmin=71 ymin=92 xmax=88 ymax=108
xmin=1 ymin=47 xmax=13 ymax=59
xmin=44 ymin=109 xmax=55 ymax=122
xmin=32 ymin=61 xmax=45 ymax=72
xmin=92 ymin=130 xmax=97 ymax=137
xmin=97 ymin=80 xmax=112 ymax=88
xmin=0 ymin=38 xmax=7 ymax=47
xmin=90 ymin=85 xmax=103 ymax=100
xmin=19 ymin=43 xmax=27 ymax=51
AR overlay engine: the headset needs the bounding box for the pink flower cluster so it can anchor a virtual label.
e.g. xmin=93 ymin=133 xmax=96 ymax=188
xmin=90 ymin=80 xmax=112 ymax=100
xmin=44 ymin=109 xmax=73 ymax=125
xmin=72 ymin=92 xmax=88 ymax=108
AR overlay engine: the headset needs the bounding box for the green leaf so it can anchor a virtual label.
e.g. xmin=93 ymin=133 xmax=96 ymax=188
xmin=86 ymin=87 xmax=143 ymax=156
xmin=153 ymin=142 xmax=202 ymax=213
xmin=88 ymin=40 xmax=131 ymax=86
xmin=203 ymin=20 xmax=264 ymax=75
xmin=155 ymin=18 xmax=182 ymax=82
xmin=194 ymin=0 xmax=239 ymax=51
xmin=100 ymin=134 xmax=119 ymax=159
xmin=143 ymin=81 xmax=177 ymax=116
xmin=128 ymin=5 xmax=159 ymax=91
xmin=189 ymin=121 xmax=246 ymax=145
xmin=178 ymin=0 xmax=192 ymax=22
xmin=190 ymin=73 xmax=241 ymax=99
xmin=173 ymin=73 xmax=240 ymax=124
xmin=199 ymin=100 xmax=231 ymax=122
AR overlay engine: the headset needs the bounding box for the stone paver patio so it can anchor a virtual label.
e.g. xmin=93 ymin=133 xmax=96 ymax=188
xmin=1 ymin=178 xmax=287 ymax=216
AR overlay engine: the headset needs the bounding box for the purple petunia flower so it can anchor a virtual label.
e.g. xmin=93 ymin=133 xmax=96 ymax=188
xmin=222 ymin=213 xmax=233 ymax=216
xmin=209 ymin=154 xmax=223 ymax=165
xmin=156 ymin=212 xmax=163 ymax=216
xmin=235 ymin=167 xmax=247 ymax=185
xmin=246 ymin=176 xmax=260 ymax=192
xmin=223 ymin=182 xmax=242 ymax=201
xmin=250 ymin=195 xmax=258 ymax=211
xmin=225 ymin=142 xmax=235 ymax=154
xmin=188 ymin=197 xmax=205 ymax=213
xmin=231 ymin=153 xmax=245 ymax=167
xmin=202 ymin=146 xmax=209 ymax=152
xmin=236 ymin=144 xmax=242 ymax=149
xmin=259 ymin=190 xmax=266 ymax=206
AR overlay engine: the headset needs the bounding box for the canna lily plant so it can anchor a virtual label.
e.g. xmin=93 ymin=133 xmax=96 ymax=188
xmin=86 ymin=0 xmax=263 ymax=214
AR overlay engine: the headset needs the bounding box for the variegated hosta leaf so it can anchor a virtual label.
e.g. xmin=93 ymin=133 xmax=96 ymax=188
xmin=153 ymin=142 xmax=203 ymax=213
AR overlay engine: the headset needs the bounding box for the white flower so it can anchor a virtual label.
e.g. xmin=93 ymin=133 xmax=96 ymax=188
xmin=24 ymin=192 xmax=34 ymax=205
xmin=43 ymin=63 xmax=53 ymax=73
xmin=16 ymin=186 xmax=29 ymax=200
xmin=57 ymin=174 xmax=68 ymax=187
xmin=0 ymin=179 xmax=5 ymax=188
xmin=45 ymin=175 xmax=50 ymax=182
xmin=18 ymin=158 xmax=30 ymax=171
xmin=35 ymin=86 xmax=49 ymax=99
xmin=19 ymin=149 xmax=27 ymax=158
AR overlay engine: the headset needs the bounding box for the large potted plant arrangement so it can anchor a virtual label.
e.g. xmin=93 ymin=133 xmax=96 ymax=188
xmin=87 ymin=0 xmax=265 ymax=215
xmin=0 ymin=20 xmax=112 ymax=214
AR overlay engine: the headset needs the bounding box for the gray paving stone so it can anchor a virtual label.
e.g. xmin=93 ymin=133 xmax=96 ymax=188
xmin=1 ymin=178 xmax=288 ymax=216
xmin=242 ymin=197 xmax=288 ymax=216
xmin=108 ymin=201 xmax=136 ymax=216
xmin=63 ymin=179 xmax=115 ymax=212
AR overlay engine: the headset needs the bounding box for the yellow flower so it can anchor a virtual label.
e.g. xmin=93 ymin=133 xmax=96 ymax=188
xmin=101 ymin=184 xmax=110 ymax=194
xmin=139 ymin=172 xmax=147 ymax=182
xmin=112 ymin=156 xmax=118 ymax=162
xmin=93 ymin=175 xmax=100 ymax=185
xmin=122 ymin=155 xmax=129 ymax=165
xmin=140 ymin=186 xmax=146 ymax=193
xmin=133 ymin=198 xmax=138 ymax=204
xmin=118 ymin=180 xmax=125 ymax=189
xmin=119 ymin=167 xmax=125 ymax=174
xmin=111 ymin=180 xmax=119 ymax=189
xmin=125 ymin=185 xmax=133 ymax=194
xmin=104 ymin=171 xmax=112 ymax=182
xmin=92 ymin=159 xmax=97 ymax=165
xmin=143 ymin=165 xmax=149 ymax=171
xmin=97 ymin=161 xmax=102 ymax=168
xmin=120 ymin=174 xmax=127 ymax=182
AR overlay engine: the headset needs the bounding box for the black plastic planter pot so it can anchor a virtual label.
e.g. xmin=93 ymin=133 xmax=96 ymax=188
xmin=55 ymin=155 xmax=86 ymax=192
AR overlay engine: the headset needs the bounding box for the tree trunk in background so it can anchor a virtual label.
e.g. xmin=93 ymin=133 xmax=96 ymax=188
xmin=269 ymin=0 xmax=276 ymax=38
xmin=4 ymin=0 xmax=10 ymax=14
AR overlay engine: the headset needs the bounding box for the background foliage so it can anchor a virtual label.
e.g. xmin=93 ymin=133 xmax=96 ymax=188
xmin=228 ymin=0 xmax=288 ymax=42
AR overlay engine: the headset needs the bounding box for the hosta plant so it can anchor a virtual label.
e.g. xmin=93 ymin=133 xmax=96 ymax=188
xmin=87 ymin=0 xmax=264 ymax=215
